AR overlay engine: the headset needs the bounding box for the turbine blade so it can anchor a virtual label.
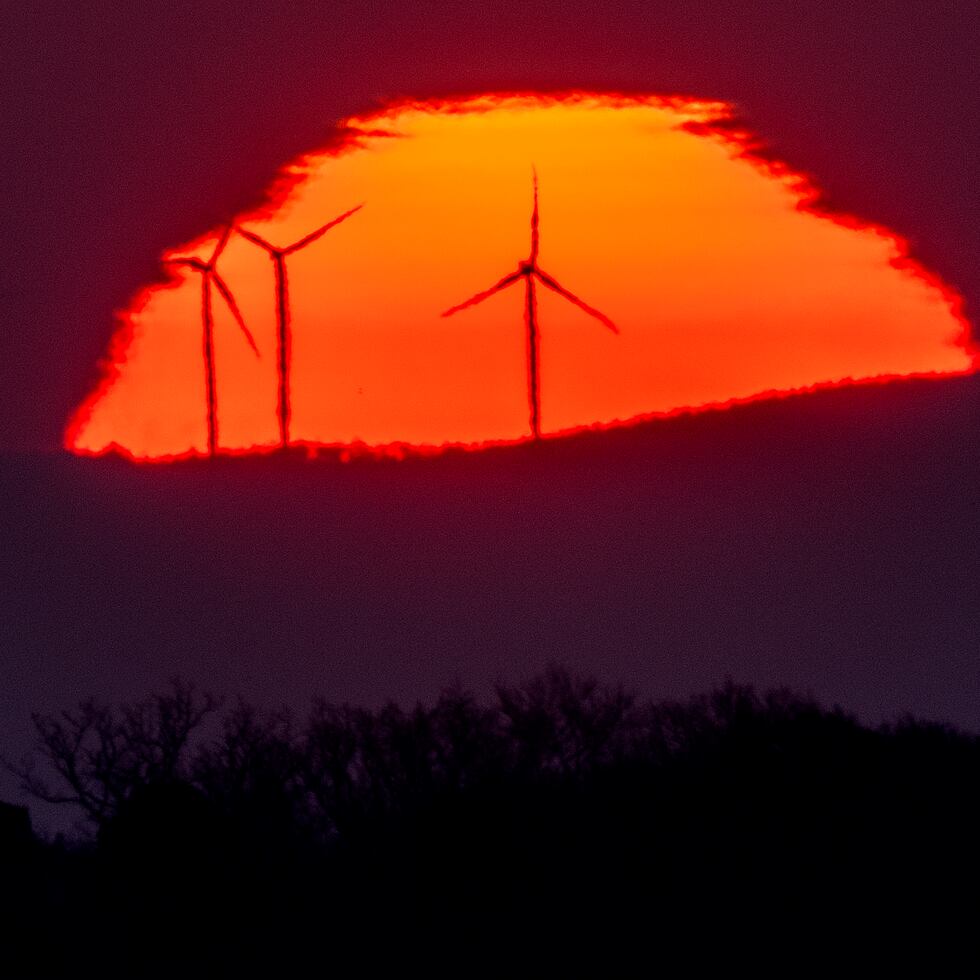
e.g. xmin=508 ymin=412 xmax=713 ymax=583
xmin=284 ymin=203 xmax=364 ymax=254
xmin=530 ymin=167 xmax=540 ymax=263
xmin=212 ymin=272 xmax=260 ymax=355
xmin=210 ymin=225 xmax=234 ymax=263
xmin=237 ymin=226 xmax=276 ymax=252
xmin=164 ymin=257 xmax=206 ymax=272
xmin=441 ymin=271 xmax=523 ymax=317
xmin=535 ymin=269 xmax=619 ymax=333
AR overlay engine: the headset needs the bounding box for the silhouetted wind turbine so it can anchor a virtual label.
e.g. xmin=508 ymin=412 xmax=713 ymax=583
xmin=441 ymin=171 xmax=618 ymax=441
xmin=165 ymin=227 xmax=259 ymax=457
xmin=237 ymin=204 xmax=363 ymax=449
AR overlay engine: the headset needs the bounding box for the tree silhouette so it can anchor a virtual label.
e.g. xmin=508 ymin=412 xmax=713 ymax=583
xmin=6 ymin=666 xmax=980 ymax=976
xmin=10 ymin=678 xmax=218 ymax=828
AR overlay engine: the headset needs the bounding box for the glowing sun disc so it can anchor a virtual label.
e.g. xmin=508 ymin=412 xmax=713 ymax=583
xmin=67 ymin=93 xmax=975 ymax=462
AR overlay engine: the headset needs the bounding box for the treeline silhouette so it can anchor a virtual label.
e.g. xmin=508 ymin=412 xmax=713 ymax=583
xmin=4 ymin=667 xmax=979 ymax=975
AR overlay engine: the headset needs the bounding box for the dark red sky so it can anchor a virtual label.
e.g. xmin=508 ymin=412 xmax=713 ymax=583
xmin=2 ymin=2 xmax=979 ymax=821
xmin=3 ymin=1 xmax=979 ymax=454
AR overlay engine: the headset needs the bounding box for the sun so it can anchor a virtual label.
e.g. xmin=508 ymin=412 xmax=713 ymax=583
xmin=67 ymin=93 xmax=975 ymax=461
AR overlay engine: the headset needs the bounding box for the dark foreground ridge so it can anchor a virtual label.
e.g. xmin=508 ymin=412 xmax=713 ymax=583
xmin=3 ymin=668 xmax=979 ymax=975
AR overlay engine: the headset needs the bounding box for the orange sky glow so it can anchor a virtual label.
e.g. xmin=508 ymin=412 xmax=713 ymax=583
xmin=67 ymin=93 xmax=976 ymax=461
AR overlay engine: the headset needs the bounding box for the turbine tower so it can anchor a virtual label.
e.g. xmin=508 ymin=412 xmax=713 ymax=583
xmin=165 ymin=227 xmax=259 ymax=457
xmin=238 ymin=204 xmax=363 ymax=450
xmin=441 ymin=170 xmax=618 ymax=441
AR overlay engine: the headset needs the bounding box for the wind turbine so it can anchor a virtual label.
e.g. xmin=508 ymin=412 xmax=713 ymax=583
xmin=237 ymin=204 xmax=363 ymax=449
xmin=165 ymin=227 xmax=259 ymax=457
xmin=441 ymin=171 xmax=618 ymax=441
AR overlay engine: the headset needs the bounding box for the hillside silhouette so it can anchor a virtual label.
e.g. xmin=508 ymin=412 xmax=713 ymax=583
xmin=3 ymin=668 xmax=979 ymax=976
